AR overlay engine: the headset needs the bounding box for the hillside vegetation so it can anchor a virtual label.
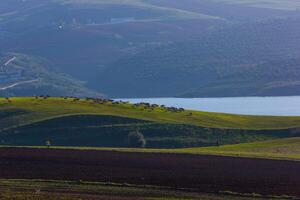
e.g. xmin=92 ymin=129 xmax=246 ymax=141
xmin=0 ymin=53 xmax=101 ymax=97
xmin=0 ymin=115 xmax=285 ymax=148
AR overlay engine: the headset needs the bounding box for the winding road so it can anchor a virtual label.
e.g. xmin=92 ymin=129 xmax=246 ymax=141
xmin=3 ymin=56 xmax=16 ymax=66
xmin=0 ymin=79 xmax=39 ymax=90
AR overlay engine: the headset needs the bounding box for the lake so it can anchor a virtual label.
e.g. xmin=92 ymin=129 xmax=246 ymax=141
xmin=116 ymin=96 xmax=300 ymax=116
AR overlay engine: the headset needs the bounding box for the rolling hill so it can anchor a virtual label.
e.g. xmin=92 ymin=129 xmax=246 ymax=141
xmin=2 ymin=0 xmax=300 ymax=97
xmin=0 ymin=97 xmax=300 ymax=148
xmin=2 ymin=97 xmax=300 ymax=130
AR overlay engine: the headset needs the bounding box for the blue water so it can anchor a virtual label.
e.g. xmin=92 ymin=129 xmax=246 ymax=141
xmin=116 ymin=96 xmax=300 ymax=116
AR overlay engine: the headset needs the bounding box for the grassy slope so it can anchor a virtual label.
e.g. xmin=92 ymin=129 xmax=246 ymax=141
xmin=179 ymin=137 xmax=300 ymax=160
xmin=1 ymin=97 xmax=300 ymax=131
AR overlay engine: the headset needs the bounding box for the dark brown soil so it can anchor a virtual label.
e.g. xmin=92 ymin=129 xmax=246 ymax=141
xmin=0 ymin=148 xmax=299 ymax=197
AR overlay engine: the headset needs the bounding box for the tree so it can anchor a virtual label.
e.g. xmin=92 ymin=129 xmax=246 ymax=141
xmin=45 ymin=140 xmax=51 ymax=148
xmin=127 ymin=130 xmax=146 ymax=148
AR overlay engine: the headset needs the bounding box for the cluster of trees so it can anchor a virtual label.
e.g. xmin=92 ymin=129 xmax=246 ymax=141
xmin=35 ymin=95 xmax=51 ymax=99
xmin=133 ymin=102 xmax=185 ymax=113
xmin=4 ymin=97 xmax=11 ymax=102
xmin=32 ymin=95 xmax=117 ymax=104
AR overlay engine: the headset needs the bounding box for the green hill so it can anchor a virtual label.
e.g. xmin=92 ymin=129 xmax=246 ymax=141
xmin=0 ymin=97 xmax=300 ymax=148
xmin=2 ymin=97 xmax=300 ymax=130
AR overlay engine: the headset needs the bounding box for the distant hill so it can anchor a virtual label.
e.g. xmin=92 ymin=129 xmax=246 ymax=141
xmin=0 ymin=53 xmax=101 ymax=97
xmin=1 ymin=0 xmax=300 ymax=97
xmin=98 ymin=18 xmax=300 ymax=97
